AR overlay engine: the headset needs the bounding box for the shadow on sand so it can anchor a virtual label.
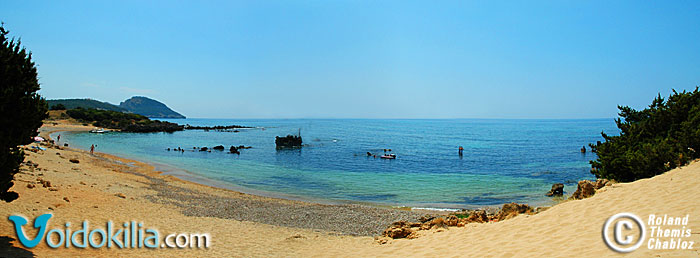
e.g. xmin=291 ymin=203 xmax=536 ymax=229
xmin=0 ymin=236 xmax=34 ymax=257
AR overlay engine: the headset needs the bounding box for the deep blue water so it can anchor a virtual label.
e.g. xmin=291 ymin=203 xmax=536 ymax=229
xmin=58 ymin=118 xmax=618 ymax=209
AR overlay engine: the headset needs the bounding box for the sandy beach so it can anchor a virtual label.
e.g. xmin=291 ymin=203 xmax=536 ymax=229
xmin=0 ymin=120 xmax=698 ymax=257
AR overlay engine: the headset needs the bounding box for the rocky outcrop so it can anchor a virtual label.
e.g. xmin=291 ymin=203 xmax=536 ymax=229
xmin=492 ymin=203 xmax=534 ymax=221
xmin=383 ymin=203 xmax=540 ymax=239
xmin=546 ymin=183 xmax=564 ymax=196
xmin=383 ymin=221 xmax=415 ymax=239
xmin=593 ymin=179 xmax=611 ymax=189
xmin=212 ymin=145 xmax=225 ymax=151
xmin=276 ymin=135 xmax=302 ymax=148
xmin=466 ymin=210 xmax=489 ymax=223
xmin=569 ymin=179 xmax=612 ymax=200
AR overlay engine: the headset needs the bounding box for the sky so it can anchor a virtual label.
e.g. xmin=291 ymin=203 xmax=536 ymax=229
xmin=1 ymin=1 xmax=699 ymax=119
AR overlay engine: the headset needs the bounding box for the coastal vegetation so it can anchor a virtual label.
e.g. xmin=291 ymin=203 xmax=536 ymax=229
xmin=590 ymin=88 xmax=700 ymax=182
xmin=66 ymin=108 xmax=183 ymax=133
xmin=48 ymin=98 xmax=126 ymax=112
xmin=0 ymin=24 xmax=48 ymax=202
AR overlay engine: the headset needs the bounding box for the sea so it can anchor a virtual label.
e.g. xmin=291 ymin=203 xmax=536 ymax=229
xmin=56 ymin=118 xmax=619 ymax=210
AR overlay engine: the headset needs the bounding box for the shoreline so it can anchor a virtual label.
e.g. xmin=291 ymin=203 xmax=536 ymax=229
xmin=44 ymin=128 xmax=461 ymax=213
xmin=0 ymin=120 xmax=696 ymax=256
xmin=47 ymin=127 xmax=559 ymax=212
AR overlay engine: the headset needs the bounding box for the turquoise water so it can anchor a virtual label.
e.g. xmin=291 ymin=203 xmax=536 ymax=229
xmin=59 ymin=119 xmax=618 ymax=209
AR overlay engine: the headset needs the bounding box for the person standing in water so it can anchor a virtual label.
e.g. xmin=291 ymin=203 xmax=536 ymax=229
xmin=458 ymin=146 xmax=464 ymax=156
xmin=90 ymin=144 xmax=95 ymax=155
xmin=57 ymin=134 xmax=60 ymax=143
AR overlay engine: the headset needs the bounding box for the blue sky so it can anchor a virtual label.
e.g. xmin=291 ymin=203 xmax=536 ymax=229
xmin=1 ymin=1 xmax=699 ymax=119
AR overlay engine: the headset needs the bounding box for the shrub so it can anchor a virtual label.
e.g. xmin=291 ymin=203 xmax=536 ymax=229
xmin=50 ymin=103 xmax=66 ymax=110
xmin=0 ymin=24 xmax=48 ymax=202
xmin=590 ymin=88 xmax=700 ymax=182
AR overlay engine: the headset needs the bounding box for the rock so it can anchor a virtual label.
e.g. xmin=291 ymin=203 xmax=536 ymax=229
xmin=445 ymin=215 xmax=460 ymax=226
xmin=383 ymin=223 xmax=414 ymax=239
xmin=64 ymin=143 xmax=68 ymax=147
xmin=115 ymin=193 xmax=126 ymax=199
xmin=212 ymin=145 xmax=225 ymax=151
xmin=569 ymin=180 xmax=596 ymax=200
xmin=466 ymin=210 xmax=489 ymax=223
xmin=26 ymin=183 xmax=35 ymax=189
xmin=37 ymin=178 xmax=52 ymax=188
xmin=427 ymin=217 xmax=447 ymax=229
xmin=535 ymin=207 xmax=550 ymax=213
xmin=230 ymin=146 xmax=240 ymax=154
xmin=374 ymin=236 xmax=390 ymax=244
xmin=593 ymin=179 xmax=611 ymax=189
xmin=418 ymin=215 xmax=435 ymax=223
xmin=63 ymin=197 xmax=70 ymax=202
xmin=48 ymin=188 xmax=58 ymax=191
xmin=199 ymin=147 xmax=208 ymax=152
xmin=546 ymin=183 xmax=564 ymax=196
xmin=80 ymin=181 xmax=87 ymax=185
xmin=69 ymin=158 xmax=79 ymax=164
xmin=406 ymin=232 xmax=420 ymax=239
xmin=493 ymin=203 xmax=534 ymax=221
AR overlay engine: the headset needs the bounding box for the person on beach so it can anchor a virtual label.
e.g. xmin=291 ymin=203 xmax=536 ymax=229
xmin=90 ymin=144 xmax=95 ymax=155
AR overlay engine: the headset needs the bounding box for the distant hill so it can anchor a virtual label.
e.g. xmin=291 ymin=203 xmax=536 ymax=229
xmin=48 ymin=99 xmax=126 ymax=112
xmin=119 ymin=96 xmax=185 ymax=119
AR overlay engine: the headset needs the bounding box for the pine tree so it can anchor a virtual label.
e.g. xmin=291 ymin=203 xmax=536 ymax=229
xmin=0 ymin=24 xmax=48 ymax=202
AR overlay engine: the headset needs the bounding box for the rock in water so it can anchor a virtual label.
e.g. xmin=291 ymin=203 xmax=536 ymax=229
xmin=275 ymin=135 xmax=302 ymax=148
xmin=212 ymin=145 xmax=225 ymax=151
xmin=546 ymin=183 xmax=564 ymax=196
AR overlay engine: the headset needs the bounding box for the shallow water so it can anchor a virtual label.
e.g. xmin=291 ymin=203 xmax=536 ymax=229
xmin=59 ymin=118 xmax=618 ymax=209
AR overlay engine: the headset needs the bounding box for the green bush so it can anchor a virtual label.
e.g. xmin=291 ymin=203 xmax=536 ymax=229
xmin=65 ymin=108 xmax=183 ymax=133
xmin=0 ymin=24 xmax=48 ymax=202
xmin=590 ymin=88 xmax=700 ymax=182
xmin=50 ymin=103 xmax=66 ymax=110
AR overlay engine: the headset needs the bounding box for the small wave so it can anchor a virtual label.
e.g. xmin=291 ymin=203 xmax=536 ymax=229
xmin=409 ymin=207 xmax=462 ymax=212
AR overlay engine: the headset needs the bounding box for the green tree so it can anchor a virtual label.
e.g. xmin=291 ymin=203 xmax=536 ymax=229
xmin=590 ymin=88 xmax=700 ymax=182
xmin=0 ymin=24 xmax=48 ymax=202
xmin=50 ymin=103 xmax=66 ymax=110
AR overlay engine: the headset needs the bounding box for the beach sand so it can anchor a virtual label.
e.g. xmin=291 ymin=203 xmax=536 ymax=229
xmin=0 ymin=121 xmax=698 ymax=257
